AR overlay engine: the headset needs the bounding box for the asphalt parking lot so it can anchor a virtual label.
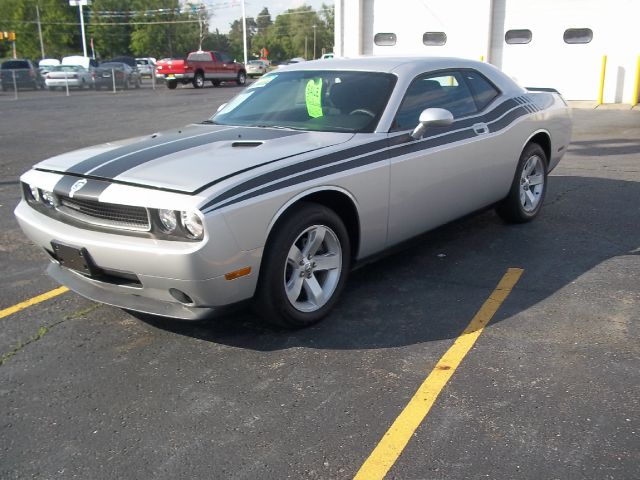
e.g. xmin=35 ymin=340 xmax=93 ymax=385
xmin=0 ymin=85 xmax=638 ymax=479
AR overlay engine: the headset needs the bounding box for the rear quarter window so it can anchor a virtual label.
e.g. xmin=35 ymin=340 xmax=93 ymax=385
xmin=461 ymin=70 xmax=500 ymax=111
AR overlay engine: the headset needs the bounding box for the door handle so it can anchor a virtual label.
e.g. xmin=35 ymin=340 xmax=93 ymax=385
xmin=472 ymin=122 xmax=489 ymax=135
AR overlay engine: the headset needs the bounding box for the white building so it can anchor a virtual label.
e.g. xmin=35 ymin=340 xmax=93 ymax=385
xmin=335 ymin=0 xmax=640 ymax=104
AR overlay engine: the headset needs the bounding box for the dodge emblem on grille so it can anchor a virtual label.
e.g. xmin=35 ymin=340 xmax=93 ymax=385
xmin=69 ymin=179 xmax=88 ymax=199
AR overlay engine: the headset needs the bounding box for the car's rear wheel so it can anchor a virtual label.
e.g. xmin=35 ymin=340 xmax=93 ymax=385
xmin=193 ymin=72 xmax=205 ymax=88
xmin=254 ymin=203 xmax=351 ymax=328
xmin=236 ymin=71 xmax=246 ymax=86
xmin=135 ymin=77 xmax=141 ymax=88
xmin=167 ymin=79 xmax=177 ymax=89
xmin=496 ymin=143 xmax=548 ymax=223
xmin=123 ymin=79 xmax=129 ymax=90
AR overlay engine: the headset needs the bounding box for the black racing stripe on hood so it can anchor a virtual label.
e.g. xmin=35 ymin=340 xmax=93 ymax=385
xmin=65 ymin=127 xmax=302 ymax=178
xmin=53 ymin=175 xmax=111 ymax=201
xmin=65 ymin=129 xmax=208 ymax=175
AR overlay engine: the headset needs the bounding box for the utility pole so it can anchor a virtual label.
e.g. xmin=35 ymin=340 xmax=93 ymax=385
xmin=312 ymin=24 xmax=317 ymax=59
xmin=305 ymin=36 xmax=308 ymax=59
xmin=36 ymin=4 xmax=45 ymax=58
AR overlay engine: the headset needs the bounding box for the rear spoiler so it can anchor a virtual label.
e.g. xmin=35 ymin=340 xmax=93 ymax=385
xmin=526 ymin=87 xmax=561 ymax=94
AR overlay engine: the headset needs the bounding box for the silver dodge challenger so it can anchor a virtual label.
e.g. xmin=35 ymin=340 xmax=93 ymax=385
xmin=15 ymin=57 xmax=572 ymax=327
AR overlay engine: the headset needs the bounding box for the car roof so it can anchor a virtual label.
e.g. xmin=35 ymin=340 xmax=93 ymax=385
xmin=277 ymin=56 xmax=522 ymax=94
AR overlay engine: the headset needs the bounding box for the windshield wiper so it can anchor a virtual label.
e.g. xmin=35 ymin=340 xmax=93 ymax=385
xmin=201 ymin=119 xmax=218 ymax=124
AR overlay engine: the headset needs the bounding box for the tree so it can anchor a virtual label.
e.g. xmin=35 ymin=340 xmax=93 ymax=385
xmin=89 ymin=0 xmax=133 ymax=59
xmin=227 ymin=16 xmax=256 ymax=61
xmin=0 ymin=0 xmax=77 ymax=60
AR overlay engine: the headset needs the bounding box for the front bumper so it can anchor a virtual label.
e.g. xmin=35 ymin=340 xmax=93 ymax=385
xmin=15 ymin=200 xmax=262 ymax=320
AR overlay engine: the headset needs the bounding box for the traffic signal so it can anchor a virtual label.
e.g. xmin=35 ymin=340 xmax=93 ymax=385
xmin=8 ymin=31 xmax=16 ymax=41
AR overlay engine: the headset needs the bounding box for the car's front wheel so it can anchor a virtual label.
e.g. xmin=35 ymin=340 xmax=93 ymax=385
xmin=254 ymin=203 xmax=351 ymax=328
xmin=167 ymin=79 xmax=177 ymax=89
xmin=496 ymin=142 xmax=548 ymax=223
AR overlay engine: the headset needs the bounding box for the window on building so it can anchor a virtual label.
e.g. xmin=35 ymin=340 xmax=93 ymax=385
xmin=505 ymin=29 xmax=532 ymax=44
xmin=392 ymin=71 xmax=477 ymax=130
xmin=563 ymin=28 xmax=593 ymax=44
xmin=461 ymin=70 xmax=500 ymax=111
xmin=422 ymin=32 xmax=447 ymax=46
xmin=374 ymin=33 xmax=397 ymax=46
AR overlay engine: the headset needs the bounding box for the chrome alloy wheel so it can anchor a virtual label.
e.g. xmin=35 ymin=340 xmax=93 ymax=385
xmin=519 ymin=154 xmax=545 ymax=212
xmin=284 ymin=225 xmax=342 ymax=313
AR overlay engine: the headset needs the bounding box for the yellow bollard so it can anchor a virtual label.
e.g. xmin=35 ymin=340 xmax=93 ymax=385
xmin=632 ymin=55 xmax=640 ymax=106
xmin=597 ymin=55 xmax=607 ymax=105
xmin=480 ymin=55 xmax=485 ymax=62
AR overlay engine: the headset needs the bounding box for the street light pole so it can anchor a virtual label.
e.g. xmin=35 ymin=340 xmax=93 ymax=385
xmin=241 ymin=0 xmax=248 ymax=66
xmin=78 ymin=2 xmax=87 ymax=57
xmin=69 ymin=0 xmax=89 ymax=57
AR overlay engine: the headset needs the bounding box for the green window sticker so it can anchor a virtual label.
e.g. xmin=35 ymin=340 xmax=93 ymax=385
xmin=305 ymin=78 xmax=323 ymax=118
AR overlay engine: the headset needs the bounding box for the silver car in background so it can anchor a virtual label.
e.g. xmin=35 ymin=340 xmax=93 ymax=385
xmin=44 ymin=65 xmax=93 ymax=90
xmin=15 ymin=57 xmax=572 ymax=328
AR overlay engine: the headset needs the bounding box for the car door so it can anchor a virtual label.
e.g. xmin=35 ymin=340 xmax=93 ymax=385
xmin=217 ymin=52 xmax=237 ymax=79
xmin=387 ymin=69 xmax=508 ymax=245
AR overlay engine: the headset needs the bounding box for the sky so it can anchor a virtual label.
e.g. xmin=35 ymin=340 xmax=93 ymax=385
xmin=204 ymin=0 xmax=334 ymax=33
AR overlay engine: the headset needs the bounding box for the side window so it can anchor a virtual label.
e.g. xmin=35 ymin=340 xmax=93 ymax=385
xmin=461 ymin=70 xmax=500 ymax=111
xmin=219 ymin=52 xmax=233 ymax=63
xmin=392 ymin=71 xmax=477 ymax=131
xmin=213 ymin=52 xmax=223 ymax=62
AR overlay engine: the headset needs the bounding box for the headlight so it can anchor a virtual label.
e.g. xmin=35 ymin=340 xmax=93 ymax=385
xmin=41 ymin=190 xmax=57 ymax=208
xmin=158 ymin=209 xmax=177 ymax=232
xmin=28 ymin=184 xmax=40 ymax=202
xmin=180 ymin=211 xmax=204 ymax=239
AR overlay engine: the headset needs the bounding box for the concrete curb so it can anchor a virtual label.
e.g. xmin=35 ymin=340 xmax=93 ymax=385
xmin=567 ymin=100 xmax=639 ymax=110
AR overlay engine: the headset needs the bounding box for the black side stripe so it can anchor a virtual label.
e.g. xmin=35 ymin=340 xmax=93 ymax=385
xmin=202 ymin=126 xmax=478 ymax=213
xmin=202 ymin=98 xmax=522 ymax=208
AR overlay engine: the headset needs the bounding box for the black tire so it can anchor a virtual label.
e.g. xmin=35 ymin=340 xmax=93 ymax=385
xmin=167 ymin=80 xmax=177 ymax=90
xmin=496 ymin=142 xmax=548 ymax=223
xmin=123 ymin=79 xmax=129 ymax=90
xmin=211 ymin=79 xmax=221 ymax=87
xmin=135 ymin=77 xmax=141 ymax=89
xmin=253 ymin=202 xmax=351 ymax=328
xmin=193 ymin=72 xmax=205 ymax=88
xmin=236 ymin=70 xmax=246 ymax=86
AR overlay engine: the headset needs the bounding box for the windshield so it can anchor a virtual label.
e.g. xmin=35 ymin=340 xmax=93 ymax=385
xmin=210 ymin=70 xmax=396 ymax=133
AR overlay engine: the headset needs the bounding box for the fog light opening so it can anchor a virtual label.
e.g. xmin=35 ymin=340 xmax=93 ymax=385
xmin=169 ymin=288 xmax=194 ymax=305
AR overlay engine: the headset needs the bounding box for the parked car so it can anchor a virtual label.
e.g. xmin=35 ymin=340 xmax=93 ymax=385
xmin=246 ymin=59 xmax=268 ymax=77
xmin=45 ymin=65 xmax=93 ymax=90
xmin=156 ymin=50 xmax=246 ymax=89
xmin=1 ymin=59 xmax=44 ymax=90
xmin=104 ymin=57 xmax=143 ymax=84
xmin=321 ymin=53 xmax=334 ymax=59
xmin=135 ymin=57 xmax=156 ymax=78
xmin=14 ymin=57 xmax=571 ymax=327
xmin=94 ymin=62 xmax=141 ymax=90
xmin=38 ymin=58 xmax=61 ymax=77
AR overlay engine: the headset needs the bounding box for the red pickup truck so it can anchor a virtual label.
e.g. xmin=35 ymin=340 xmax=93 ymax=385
xmin=156 ymin=51 xmax=246 ymax=89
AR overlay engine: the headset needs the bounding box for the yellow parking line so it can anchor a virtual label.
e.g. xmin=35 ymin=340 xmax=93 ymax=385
xmin=354 ymin=268 xmax=524 ymax=480
xmin=0 ymin=286 xmax=69 ymax=320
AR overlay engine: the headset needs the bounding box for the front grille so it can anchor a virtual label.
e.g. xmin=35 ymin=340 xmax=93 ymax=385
xmin=58 ymin=196 xmax=151 ymax=231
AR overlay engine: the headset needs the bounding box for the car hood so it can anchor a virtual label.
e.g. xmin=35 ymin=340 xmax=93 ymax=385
xmin=35 ymin=124 xmax=354 ymax=193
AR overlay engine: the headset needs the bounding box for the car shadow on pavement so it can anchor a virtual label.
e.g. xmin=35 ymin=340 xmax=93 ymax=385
xmin=134 ymin=175 xmax=640 ymax=351
xmin=568 ymin=138 xmax=640 ymax=156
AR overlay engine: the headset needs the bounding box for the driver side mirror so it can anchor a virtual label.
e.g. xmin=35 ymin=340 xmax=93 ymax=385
xmin=410 ymin=108 xmax=454 ymax=140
